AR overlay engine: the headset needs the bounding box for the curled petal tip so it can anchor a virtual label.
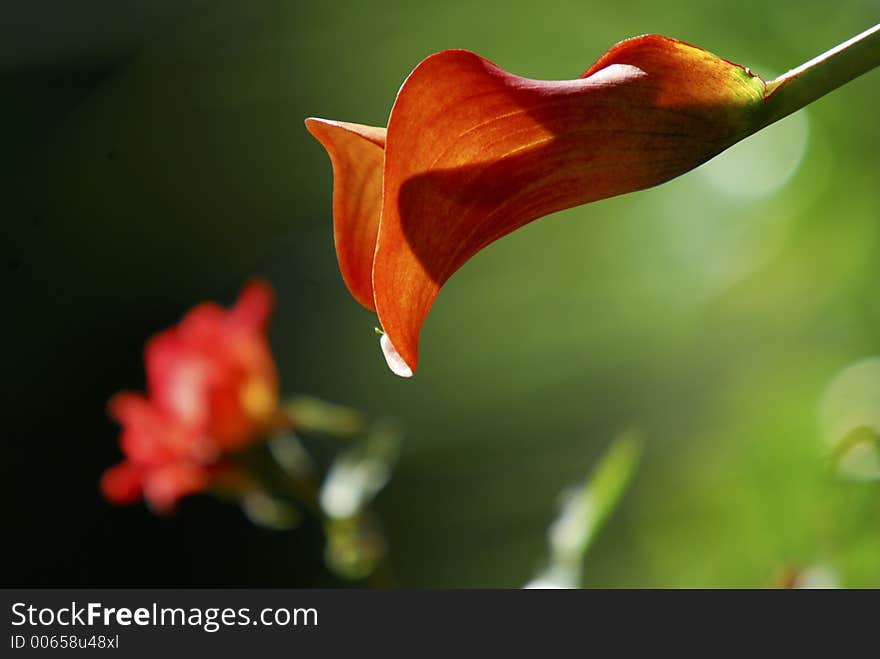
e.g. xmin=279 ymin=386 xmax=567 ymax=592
xmin=379 ymin=333 xmax=414 ymax=378
xmin=305 ymin=117 xmax=387 ymax=312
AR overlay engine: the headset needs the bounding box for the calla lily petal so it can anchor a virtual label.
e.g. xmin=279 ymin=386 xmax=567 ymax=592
xmin=305 ymin=118 xmax=386 ymax=311
xmin=309 ymin=35 xmax=768 ymax=375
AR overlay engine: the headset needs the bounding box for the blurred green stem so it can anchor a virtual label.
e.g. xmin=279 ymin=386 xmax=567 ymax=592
xmin=761 ymin=23 xmax=880 ymax=126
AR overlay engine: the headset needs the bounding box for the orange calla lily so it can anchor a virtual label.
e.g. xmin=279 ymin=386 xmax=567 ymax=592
xmin=305 ymin=35 xmax=795 ymax=376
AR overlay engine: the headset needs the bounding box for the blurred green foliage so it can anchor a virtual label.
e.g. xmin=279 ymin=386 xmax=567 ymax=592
xmin=5 ymin=0 xmax=880 ymax=586
xmin=526 ymin=433 xmax=642 ymax=588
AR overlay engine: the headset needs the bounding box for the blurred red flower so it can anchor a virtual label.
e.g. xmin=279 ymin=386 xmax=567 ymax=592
xmin=101 ymin=281 xmax=279 ymax=512
xmin=307 ymin=35 xmax=771 ymax=376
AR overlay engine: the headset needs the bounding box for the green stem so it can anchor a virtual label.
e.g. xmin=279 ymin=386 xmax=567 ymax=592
xmin=760 ymin=23 xmax=880 ymax=127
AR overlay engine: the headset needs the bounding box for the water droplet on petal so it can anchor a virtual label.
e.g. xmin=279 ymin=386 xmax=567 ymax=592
xmin=379 ymin=333 xmax=413 ymax=378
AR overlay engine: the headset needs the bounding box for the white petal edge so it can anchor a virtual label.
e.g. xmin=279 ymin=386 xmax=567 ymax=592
xmin=379 ymin=333 xmax=413 ymax=378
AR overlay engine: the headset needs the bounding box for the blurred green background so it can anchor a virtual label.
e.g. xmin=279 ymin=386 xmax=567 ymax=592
xmin=4 ymin=0 xmax=880 ymax=587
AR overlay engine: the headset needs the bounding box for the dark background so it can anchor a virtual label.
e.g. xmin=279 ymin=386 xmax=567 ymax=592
xmin=4 ymin=0 xmax=880 ymax=587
